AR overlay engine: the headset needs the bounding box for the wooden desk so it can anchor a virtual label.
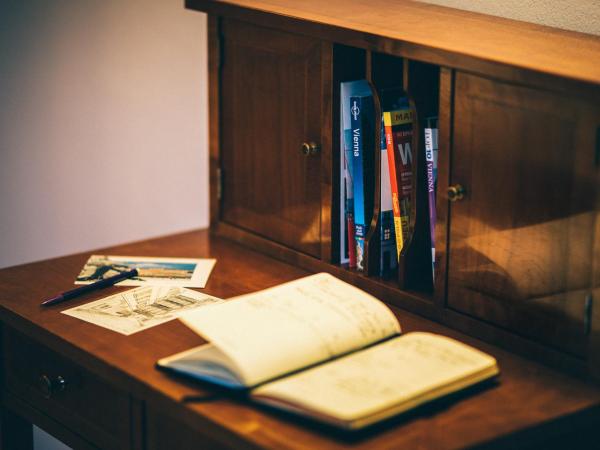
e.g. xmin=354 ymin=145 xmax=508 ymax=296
xmin=1 ymin=229 xmax=599 ymax=449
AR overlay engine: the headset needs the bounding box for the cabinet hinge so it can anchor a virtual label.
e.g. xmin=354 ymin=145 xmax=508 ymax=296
xmin=584 ymin=293 xmax=593 ymax=336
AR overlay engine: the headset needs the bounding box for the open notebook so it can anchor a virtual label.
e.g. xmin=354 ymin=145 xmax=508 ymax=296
xmin=158 ymin=273 xmax=498 ymax=430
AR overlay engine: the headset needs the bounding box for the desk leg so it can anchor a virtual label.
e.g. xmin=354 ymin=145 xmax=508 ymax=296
xmin=0 ymin=407 xmax=33 ymax=450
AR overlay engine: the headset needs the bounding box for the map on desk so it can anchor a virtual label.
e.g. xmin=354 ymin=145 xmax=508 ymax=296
xmin=62 ymin=286 xmax=223 ymax=335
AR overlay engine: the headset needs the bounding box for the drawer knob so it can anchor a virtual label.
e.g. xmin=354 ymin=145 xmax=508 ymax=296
xmin=447 ymin=184 xmax=466 ymax=202
xmin=39 ymin=374 xmax=66 ymax=399
xmin=300 ymin=141 xmax=320 ymax=156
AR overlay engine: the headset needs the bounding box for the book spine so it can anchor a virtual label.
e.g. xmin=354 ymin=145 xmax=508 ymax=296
xmin=344 ymin=129 xmax=356 ymax=268
xmin=424 ymin=126 xmax=436 ymax=281
xmin=384 ymin=112 xmax=403 ymax=261
xmin=339 ymin=90 xmax=349 ymax=266
xmin=432 ymin=126 xmax=439 ymax=188
xmin=379 ymin=117 xmax=398 ymax=277
xmin=383 ymin=110 xmax=413 ymax=260
xmin=350 ymin=94 xmax=374 ymax=271
xmin=394 ymin=111 xmax=413 ymax=248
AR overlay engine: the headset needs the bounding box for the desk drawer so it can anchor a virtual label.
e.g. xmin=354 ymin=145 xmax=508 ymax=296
xmin=2 ymin=329 xmax=131 ymax=449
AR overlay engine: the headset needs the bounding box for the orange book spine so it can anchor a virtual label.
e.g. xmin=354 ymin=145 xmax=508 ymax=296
xmin=383 ymin=112 xmax=404 ymax=260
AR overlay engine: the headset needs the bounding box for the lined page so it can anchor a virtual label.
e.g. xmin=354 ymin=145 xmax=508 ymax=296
xmin=253 ymin=333 xmax=498 ymax=427
xmin=178 ymin=273 xmax=400 ymax=386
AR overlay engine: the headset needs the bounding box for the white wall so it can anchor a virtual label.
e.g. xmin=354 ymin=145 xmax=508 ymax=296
xmin=0 ymin=0 xmax=207 ymax=447
xmin=417 ymin=0 xmax=600 ymax=36
xmin=0 ymin=0 xmax=209 ymax=270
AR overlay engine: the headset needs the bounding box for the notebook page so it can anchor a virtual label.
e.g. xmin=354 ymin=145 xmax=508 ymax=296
xmin=253 ymin=333 xmax=498 ymax=426
xmin=178 ymin=273 xmax=400 ymax=386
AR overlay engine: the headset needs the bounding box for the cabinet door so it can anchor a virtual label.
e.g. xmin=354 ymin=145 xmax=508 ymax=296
xmin=448 ymin=72 xmax=600 ymax=356
xmin=220 ymin=20 xmax=327 ymax=258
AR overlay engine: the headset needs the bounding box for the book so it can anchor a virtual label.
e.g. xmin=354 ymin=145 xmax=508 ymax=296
xmin=158 ymin=273 xmax=499 ymax=430
xmin=339 ymin=81 xmax=371 ymax=268
xmin=424 ymin=117 xmax=438 ymax=281
xmin=428 ymin=117 xmax=439 ymax=187
xmin=383 ymin=107 xmax=414 ymax=260
xmin=379 ymin=117 xmax=397 ymax=278
xmin=350 ymin=91 xmax=376 ymax=271
xmin=344 ymin=151 xmax=357 ymax=268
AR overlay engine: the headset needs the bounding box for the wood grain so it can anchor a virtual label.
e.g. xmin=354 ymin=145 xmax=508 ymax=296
xmin=186 ymin=0 xmax=600 ymax=95
xmin=448 ymin=72 xmax=600 ymax=357
xmin=220 ymin=19 xmax=325 ymax=258
xmin=1 ymin=230 xmax=600 ymax=448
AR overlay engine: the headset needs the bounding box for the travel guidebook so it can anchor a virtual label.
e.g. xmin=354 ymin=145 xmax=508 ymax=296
xmin=158 ymin=273 xmax=499 ymax=430
xmin=379 ymin=117 xmax=398 ymax=278
xmin=424 ymin=117 xmax=439 ymax=281
xmin=339 ymin=81 xmax=371 ymax=268
xmin=350 ymin=89 xmax=376 ymax=271
xmin=384 ymin=106 xmax=414 ymax=260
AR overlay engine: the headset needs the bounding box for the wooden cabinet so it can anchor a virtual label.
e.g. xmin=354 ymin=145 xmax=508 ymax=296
xmin=448 ymin=72 xmax=600 ymax=357
xmin=191 ymin=0 xmax=600 ymax=379
xmin=2 ymin=328 xmax=133 ymax=449
xmin=219 ymin=19 xmax=331 ymax=258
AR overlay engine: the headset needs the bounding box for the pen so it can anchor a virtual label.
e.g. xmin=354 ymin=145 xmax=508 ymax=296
xmin=41 ymin=268 xmax=139 ymax=307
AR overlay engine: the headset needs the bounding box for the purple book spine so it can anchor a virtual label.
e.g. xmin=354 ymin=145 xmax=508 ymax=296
xmin=424 ymin=127 xmax=436 ymax=281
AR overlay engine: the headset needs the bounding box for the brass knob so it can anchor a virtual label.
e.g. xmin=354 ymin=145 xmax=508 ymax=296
xmin=447 ymin=184 xmax=466 ymax=202
xmin=300 ymin=142 xmax=320 ymax=156
xmin=39 ymin=374 xmax=66 ymax=399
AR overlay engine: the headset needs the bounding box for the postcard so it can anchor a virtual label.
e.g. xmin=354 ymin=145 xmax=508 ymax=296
xmin=62 ymin=286 xmax=223 ymax=335
xmin=75 ymin=255 xmax=216 ymax=288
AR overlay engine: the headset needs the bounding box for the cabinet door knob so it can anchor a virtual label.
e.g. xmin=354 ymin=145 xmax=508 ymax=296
xmin=447 ymin=184 xmax=466 ymax=202
xmin=39 ymin=374 xmax=67 ymax=399
xmin=300 ymin=142 xmax=320 ymax=156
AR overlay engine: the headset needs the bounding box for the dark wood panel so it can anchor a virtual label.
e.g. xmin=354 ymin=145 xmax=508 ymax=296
xmin=146 ymin=406 xmax=234 ymax=450
xmin=449 ymin=72 xmax=600 ymax=357
xmin=0 ymin=406 xmax=33 ymax=450
xmin=398 ymin=60 xmax=440 ymax=292
xmin=3 ymin=393 xmax=98 ymax=450
xmin=220 ymin=19 xmax=326 ymax=258
xmin=3 ymin=328 xmax=131 ymax=449
xmin=209 ymin=15 xmax=222 ymax=226
xmin=319 ymin=43 xmax=333 ymax=262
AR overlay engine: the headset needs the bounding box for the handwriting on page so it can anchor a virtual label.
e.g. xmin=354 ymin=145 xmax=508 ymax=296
xmin=255 ymin=333 xmax=495 ymax=420
xmin=179 ymin=273 xmax=401 ymax=386
xmin=243 ymin=274 xmax=400 ymax=358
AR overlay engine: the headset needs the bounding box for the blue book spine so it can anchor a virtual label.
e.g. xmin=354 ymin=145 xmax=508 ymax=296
xmin=343 ymin=128 xmax=356 ymax=266
xmin=350 ymin=94 xmax=374 ymax=271
xmin=379 ymin=117 xmax=397 ymax=277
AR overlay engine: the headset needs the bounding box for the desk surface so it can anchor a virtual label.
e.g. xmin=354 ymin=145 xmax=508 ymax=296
xmin=1 ymin=229 xmax=600 ymax=449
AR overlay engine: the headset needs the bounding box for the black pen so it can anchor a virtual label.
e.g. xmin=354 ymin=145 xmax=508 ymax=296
xmin=41 ymin=268 xmax=139 ymax=307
